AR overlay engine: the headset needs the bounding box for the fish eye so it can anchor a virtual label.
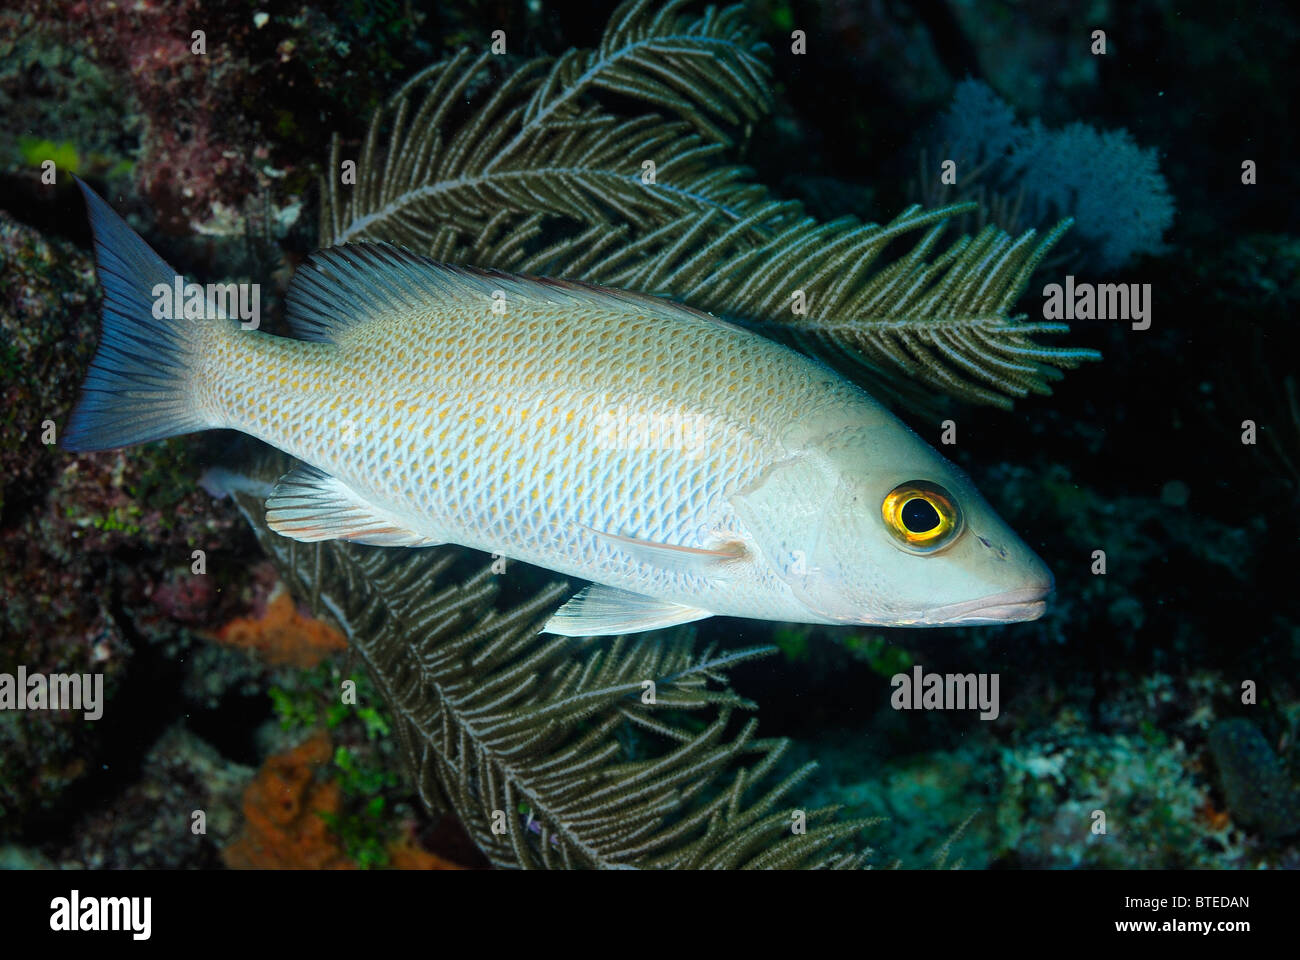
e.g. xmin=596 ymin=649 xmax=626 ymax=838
xmin=882 ymin=480 xmax=962 ymax=553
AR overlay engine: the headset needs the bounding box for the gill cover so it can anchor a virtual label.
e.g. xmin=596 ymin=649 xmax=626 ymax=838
xmin=731 ymin=446 xmax=866 ymax=623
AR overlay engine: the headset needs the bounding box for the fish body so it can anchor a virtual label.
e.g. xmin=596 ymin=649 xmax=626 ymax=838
xmin=66 ymin=179 xmax=1053 ymax=635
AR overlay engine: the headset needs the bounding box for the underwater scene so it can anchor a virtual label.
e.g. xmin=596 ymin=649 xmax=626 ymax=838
xmin=0 ymin=0 xmax=1297 ymax=887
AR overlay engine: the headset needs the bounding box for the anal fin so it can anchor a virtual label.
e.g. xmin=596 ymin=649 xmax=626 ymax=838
xmin=266 ymin=464 xmax=442 ymax=547
xmin=541 ymin=585 xmax=713 ymax=637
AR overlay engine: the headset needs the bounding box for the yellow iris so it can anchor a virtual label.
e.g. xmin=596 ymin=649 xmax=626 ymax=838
xmin=881 ymin=480 xmax=962 ymax=552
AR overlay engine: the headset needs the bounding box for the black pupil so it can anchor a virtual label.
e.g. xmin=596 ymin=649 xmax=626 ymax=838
xmin=901 ymin=497 xmax=942 ymax=533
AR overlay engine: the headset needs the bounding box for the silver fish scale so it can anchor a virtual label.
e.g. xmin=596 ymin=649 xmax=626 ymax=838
xmin=198 ymin=285 xmax=866 ymax=613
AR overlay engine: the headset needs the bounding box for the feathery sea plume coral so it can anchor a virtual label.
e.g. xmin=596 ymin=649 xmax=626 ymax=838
xmin=320 ymin=1 xmax=1098 ymax=409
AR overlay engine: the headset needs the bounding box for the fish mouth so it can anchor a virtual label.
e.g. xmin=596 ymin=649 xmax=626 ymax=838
xmin=921 ymin=584 xmax=1052 ymax=625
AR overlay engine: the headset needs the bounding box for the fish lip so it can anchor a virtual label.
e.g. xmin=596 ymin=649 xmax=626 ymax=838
xmin=921 ymin=584 xmax=1053 ymax=625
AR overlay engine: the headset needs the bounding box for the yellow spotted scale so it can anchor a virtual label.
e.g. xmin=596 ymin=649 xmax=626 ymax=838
xmin=66 ymin=178 xmax=1053 ymax=636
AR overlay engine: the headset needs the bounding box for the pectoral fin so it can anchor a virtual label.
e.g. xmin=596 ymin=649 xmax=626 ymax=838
xmin=266 ymin=464 xmax=442 ymax=547
xmin=542 ymin=585 xmax=713 ymax=637
xmin=582 ymin=525 xmax=747 ymax=581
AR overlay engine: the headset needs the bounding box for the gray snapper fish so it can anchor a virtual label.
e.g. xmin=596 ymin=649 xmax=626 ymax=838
xmin=64 ymin=178 xmax=1054 ymax=636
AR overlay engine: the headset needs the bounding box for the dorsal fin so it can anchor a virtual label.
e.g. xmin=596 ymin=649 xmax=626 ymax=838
xmin=286 ymin=242 xmax=745 ymax=344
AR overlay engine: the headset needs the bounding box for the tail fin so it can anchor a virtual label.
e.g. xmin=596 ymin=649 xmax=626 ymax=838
xmin=64 ymin=177 xmax=211 ymax=451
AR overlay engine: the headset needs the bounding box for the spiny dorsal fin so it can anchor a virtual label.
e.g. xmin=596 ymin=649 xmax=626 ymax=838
xmin=265 ymin=463 xmax=442 ymax=547
xmin=286 ymin=242 xmax=745 ymax=344
xmin=541 ymin=585 xmax=713 ymax=637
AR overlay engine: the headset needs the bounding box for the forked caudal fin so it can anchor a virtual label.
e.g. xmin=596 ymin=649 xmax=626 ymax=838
xmin=63 ymin=177 xmax=214 ymax=451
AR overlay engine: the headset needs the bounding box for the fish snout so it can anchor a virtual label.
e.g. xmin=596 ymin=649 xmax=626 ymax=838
xmin=923 ymin=568 xmax=1054 ymax=625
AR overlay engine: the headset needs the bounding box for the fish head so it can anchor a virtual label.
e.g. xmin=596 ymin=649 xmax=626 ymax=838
xmin=732 ymin=412 xmax=1053 ymax=627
